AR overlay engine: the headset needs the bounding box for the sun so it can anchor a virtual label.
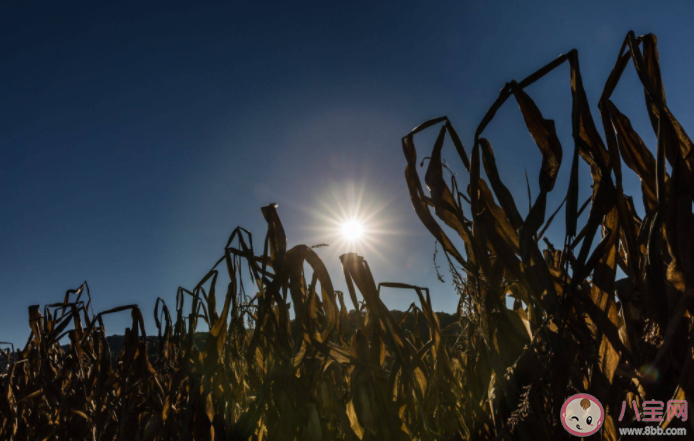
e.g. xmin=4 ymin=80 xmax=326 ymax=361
xmin=341 ymin=219 xmax=364 ymax=242
xmin=299 ymin=180 xmax=403 ymax=261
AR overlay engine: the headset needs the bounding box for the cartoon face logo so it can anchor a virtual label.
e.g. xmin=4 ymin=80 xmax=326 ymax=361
xmin=561 ymin=393 xmax=604 ymax=437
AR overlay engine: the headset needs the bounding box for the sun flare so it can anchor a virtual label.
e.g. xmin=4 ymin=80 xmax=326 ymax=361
xmin=301 ymin=180 xmax=403 ymax=261
xmin=341 ymin=219 xmax=364 ymax=241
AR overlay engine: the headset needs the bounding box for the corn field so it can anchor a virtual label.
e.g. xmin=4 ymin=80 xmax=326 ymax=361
xmin=2 ymin=31 xmax=693 ymax=440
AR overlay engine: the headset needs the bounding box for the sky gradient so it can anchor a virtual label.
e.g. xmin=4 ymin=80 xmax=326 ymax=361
xmin=3 ymin=0 xmax=694 ymax=345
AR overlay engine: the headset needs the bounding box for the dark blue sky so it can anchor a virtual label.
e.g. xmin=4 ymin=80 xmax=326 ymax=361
xmin=3 ymin=0 xmax=694 ymax=345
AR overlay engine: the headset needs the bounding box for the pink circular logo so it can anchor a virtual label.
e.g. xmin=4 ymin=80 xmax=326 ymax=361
xmin=561 ymin=393 xmax=604 ymax=437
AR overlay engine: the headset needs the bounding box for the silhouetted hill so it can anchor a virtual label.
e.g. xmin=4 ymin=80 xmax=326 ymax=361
xmin=0 ymin=311 xmax=462 ymax=364
xmin=95 ymin=311 xmax=462 ymax=355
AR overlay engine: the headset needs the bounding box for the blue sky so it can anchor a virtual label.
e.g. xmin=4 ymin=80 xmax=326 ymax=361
xmin=2 ymin=0 xmax=694 ymax=345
